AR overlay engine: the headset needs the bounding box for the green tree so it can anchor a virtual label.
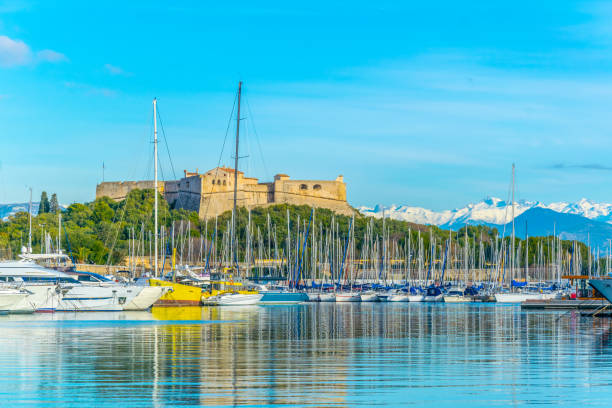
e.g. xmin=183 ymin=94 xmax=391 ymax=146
xmin=39 ymin=191 xmax=50 ymax=214
xmin=76 ymin=246 xmax=90 ymax=263
xmin=49 ymin=193 xmax=59 ymax=214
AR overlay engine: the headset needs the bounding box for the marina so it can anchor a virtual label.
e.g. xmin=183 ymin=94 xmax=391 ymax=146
xmin=4 ymin=1 xmax=612 ymax=406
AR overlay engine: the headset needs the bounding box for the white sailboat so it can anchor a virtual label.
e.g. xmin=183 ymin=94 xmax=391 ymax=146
xmin=359 ymin=291 xmax=379 ymax=302
xmin=388 ymin=290 xmax=409 ymax=302
xmin=444 ymin=288 xmax=470 ymax=303
xmin=318 ymin=292 xmax=336 ymax=302
xmin=335 ymin=292 xmax=361 ymax=302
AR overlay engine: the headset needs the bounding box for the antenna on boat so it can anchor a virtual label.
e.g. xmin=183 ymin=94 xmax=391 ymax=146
xmin=153 ymin=98 xmax=159 ymax=278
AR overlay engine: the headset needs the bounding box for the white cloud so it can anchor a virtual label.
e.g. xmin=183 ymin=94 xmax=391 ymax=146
xmin=0 ymin=35 xmax=66 ymax=67
xmin=36 ymin=49 xmax=67 ymax=63
xmin=104 ymin=63 xmax=123 ymax=75
xmin=63 ymin=81 xmax=117 ymax=97
xmin=0 ymin=35 xmax=31 ymax=66
xmin=103 ymin=63 xmax=130 ymax=76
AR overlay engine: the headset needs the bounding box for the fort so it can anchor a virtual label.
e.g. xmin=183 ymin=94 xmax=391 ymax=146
xmin=96 ymin=167 xmax=354 ymax=219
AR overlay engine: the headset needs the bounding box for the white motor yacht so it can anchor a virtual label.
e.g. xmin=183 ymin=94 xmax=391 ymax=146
xmin=0 ymin=286 xmax=33 ymax=313
xmin=0 ymin=260 xmax=164 ymax=312
xmin=217 ymin=292 xmax=263 ymax=305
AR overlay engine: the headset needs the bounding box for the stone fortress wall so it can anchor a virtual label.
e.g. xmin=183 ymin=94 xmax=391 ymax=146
xmin=96 ymin=180 xmax=161 ymax=201
xmin=96 ymin=167 xmax=354 ymax=219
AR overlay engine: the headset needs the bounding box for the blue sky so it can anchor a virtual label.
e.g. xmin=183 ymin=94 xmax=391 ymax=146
xmin=1 ymin=1 xmax=612 ymax=210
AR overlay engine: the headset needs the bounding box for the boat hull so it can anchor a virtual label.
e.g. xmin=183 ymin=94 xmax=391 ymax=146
xmin=335 ymin=293 xmax=361 ymax=302
xmin=589 ymin=279 xmax=612 ymax=303
xmin=408 ymin=295 xmax=424 ymax=302
xmin=388 ymin=294 xmax=409 ymax=302
xmin=259 ymin=291 xmax=308 ymax=304
xmin=494 ymin=293 xmax=544 ymax=303
xmin=217 ymin=293 xmax=263 ymax=305
xmin=444 ymin=296 xmax=470 ymax=303
xmin=123 ymin=286 xmax=167 ymax=310
xmin=149 ymin=279 xmax=202 ymax=306
xmin=0 ymin=290 xmax=30 ymax=313
xmin=318 ymin=293 xmax=336 ymax=302
xmin=360 ymin=292 xmax=379 ymax=302
xmin=424 ymin=294 xmax=444 ymax=302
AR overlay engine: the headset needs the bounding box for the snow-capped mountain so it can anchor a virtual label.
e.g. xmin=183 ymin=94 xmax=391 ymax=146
xmin=358 ymin=197 xmax=612 ymax=229
xmin=0 ymin=203 xmax=39 ymax=221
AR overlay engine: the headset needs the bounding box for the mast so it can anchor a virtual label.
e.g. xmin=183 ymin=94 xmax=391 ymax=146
xmin=58 ymin=211 xmax=62 ymax=253
xmin=153 ymin=98 xmax=159 ymax=277
xmin=232 ymin=81 xmax=242 ymax=272
xmin=28 ymin=187 xmax=32 ymax=253
xmin=511 ymin=163 xmax=515 ymax=284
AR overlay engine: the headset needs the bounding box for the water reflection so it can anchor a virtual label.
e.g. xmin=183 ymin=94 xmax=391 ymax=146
xmin=1 ymin=304 xmax=612 ymax=406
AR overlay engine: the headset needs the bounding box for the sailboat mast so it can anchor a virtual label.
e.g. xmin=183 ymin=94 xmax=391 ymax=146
xmin=153 ymin=98 xmax=158 ymax=277
xmin=232 ymin=81 xmax=242 ymax=271
xmin=28 ymin=187 xmax=32 ymax=253
xmin=511 ymin=163 xmax=515 ymax=283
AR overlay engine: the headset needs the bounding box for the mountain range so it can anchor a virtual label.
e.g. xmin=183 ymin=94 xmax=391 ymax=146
xmin=359 ymin=198 xmax=612 ymax=249
xmin=0 ymin=203 xmax=39 ymax=221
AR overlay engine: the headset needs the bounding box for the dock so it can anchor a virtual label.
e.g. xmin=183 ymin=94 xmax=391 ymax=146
xmin=521 ymin=299 xmax=609 ymax=310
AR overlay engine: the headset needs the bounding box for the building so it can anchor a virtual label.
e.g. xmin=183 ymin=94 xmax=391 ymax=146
xmin=96 ymin=167 xmax=354 ymax=219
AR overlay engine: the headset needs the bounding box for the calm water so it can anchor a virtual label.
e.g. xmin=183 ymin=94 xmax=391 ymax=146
xmin=2 ymin=304 xmax=612 ymax=407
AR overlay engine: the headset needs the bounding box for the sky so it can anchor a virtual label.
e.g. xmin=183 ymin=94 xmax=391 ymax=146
xmin=1 ymin=1 xmax=612 ymax=210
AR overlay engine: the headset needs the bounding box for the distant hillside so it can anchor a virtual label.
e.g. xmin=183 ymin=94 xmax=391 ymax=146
xmin=503 ymin=207 xmax=612 ymax=250
xmin=0 ymin=203 xmax=39 ymax=221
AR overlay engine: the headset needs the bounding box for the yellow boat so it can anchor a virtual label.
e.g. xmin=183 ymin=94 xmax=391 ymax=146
xmin=149 ymin=278 xmax=203 ymax=306
xmin=149 ymin=249 xmax=203 ymax=306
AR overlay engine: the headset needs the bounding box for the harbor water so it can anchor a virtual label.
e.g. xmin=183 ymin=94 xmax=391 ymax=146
xmin=2 ymin=303 xmax=612 ymax=407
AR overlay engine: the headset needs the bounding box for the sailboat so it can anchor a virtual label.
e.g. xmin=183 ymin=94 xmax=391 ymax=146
xmin=216 ymin=82 xmax=262 ymax=306
xmin=147 ymin=98 xmax=204 ymax=306
xmin=493 ymin=164 xmax=545 ymax=303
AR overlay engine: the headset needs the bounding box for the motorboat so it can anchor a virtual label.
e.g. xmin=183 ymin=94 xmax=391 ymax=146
xmin=217 ymin=292 xmax=263 ymax=305
xmin=0 ymin=286 xmax=33 ymax=313
xmin=0 ymin=259 xmax=164 ymax=312
xmin=66 ymin=270 xmax=167 ymax=310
